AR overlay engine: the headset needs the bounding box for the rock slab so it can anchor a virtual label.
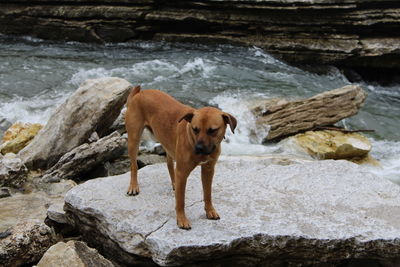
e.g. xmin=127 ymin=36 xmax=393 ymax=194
xmin=19 ymin=77 xmax=132 ymax=169
xmin=37 ymin=240 xmax=114 ymax=267
xmin=42 ymin=131 xmax=127 ymax=183
xmin=65 ymin=158 xmax=400 ymax=266
xmin=253 ymin=85 xmax=367 ymax=141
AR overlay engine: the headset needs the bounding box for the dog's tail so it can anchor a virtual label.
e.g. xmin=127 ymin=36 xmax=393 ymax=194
xmin=128 ymin=85 xmax=141 ymax=99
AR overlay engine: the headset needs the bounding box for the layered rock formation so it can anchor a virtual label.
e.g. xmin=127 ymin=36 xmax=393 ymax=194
xmin=0 ymin=0 xmax=399 ymax=81
xmin=252 ymin=85 xmax=367 ymax=142
xmin=65 ymin=158 xmax=400 ymax=266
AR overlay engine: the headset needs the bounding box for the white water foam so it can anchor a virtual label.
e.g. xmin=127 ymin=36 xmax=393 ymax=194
xmin=0 ymin=92 xmax=69 ymax=126
xmin=68 ymin=57 xmax=217 ymax=89
xmin=210 ymin=91 xmax=305 ymax=157
xmin=211 ymin=91 xmax=400 ymax=185
xmin=368 ymin=139 xmax=400 ymax=185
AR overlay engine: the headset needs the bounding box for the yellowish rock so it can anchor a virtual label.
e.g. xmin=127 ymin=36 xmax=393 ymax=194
xmin=294 ymin=130 xmax=372 ymax=160
xmin=1 ymin=122 xmax=43 ymax=154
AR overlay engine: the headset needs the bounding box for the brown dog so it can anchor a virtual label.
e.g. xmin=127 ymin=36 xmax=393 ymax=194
xmin=125 ymin=86 xmax=237 ymax=229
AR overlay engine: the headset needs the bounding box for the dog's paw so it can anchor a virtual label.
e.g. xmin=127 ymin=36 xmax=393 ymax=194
xmin=126 ymin=186 xmax=140 ymax=196
xmin=206 ymin=209 xmax=220 ymax=220
xmin=177 ymin=217 xmax=192 ymax=230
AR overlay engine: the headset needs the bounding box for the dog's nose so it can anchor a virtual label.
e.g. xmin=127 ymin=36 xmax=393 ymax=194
xmin=195 ymin=143 xmax=205 ymax=154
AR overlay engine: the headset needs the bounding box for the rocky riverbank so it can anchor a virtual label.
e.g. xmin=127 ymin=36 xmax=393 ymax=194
xmin=1 ymin=0 xmax=400 ymax=83
xmin=0 ymin=77 xmax=397 ymax=266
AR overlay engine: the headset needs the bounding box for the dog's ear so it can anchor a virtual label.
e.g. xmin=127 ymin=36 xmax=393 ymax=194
xmin=178 ymin=112 xmax=194 ymax=123
xmin=222 ymin=113 xmax=237 ymax=134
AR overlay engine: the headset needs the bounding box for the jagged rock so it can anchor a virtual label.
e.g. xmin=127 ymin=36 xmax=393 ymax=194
xmin=0 ymin=122 xmax=43 ymax=155
xmin=253 ymin=85 xmax=367 ymax=142
xmin=0 ymin=187 xmax=11 ymax=198
xmin=0 ymin=221 xmax=58 ymax=266
xmin=42 ymin=131 xmax=127 ymax=183
xmin=47 ymin=202 xmax=67 ymax=225
xmin=1 ymin=1 xmax=400 ymax=81
xmin=293 ymin=130 xmax=372 ymax=160
xmin=19 ymin=77 xmax=132 ymax=169
xmin=37 ymin=241 xmax=114 ymax=267
xmin=0 ymin=153 xmax=28 ymax=188
xmin=65 ymin=158 xmax=400 ymax=266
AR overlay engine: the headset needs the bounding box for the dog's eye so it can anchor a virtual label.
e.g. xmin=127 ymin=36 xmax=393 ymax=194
xmin=192 ymin=127 xmax=200 ymax=134
xmin=207 ymin=128 xmax=219 ymax=135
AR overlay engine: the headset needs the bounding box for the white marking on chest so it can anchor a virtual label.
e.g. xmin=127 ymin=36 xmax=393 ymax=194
xmin=199 ymin=160 xmax=210 ymax=165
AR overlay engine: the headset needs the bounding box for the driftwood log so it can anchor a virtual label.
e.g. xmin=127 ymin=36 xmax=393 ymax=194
xmin=253 ymin=85 xmax=367 ymax=142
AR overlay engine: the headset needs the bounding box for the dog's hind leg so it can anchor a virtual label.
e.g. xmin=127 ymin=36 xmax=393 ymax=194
xmin=166 ymin=154 xmax=175 ymax=190
xmin=125 ymin=108 xmax=144 ymax=196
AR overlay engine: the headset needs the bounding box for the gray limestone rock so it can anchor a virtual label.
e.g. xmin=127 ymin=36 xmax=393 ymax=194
xmin=19 ymin=77 xmax=132 ymax=169
xmin=64 ymin=158 xmax=400 ymax=266
xmin=42 ymin=131 xmax=127 ymax=183
xmin=37 ymin=240 xmax=114 ymax=267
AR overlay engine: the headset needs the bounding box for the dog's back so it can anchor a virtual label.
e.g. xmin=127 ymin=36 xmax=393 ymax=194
xmin=125 ymin=86 xmax=193 ymax=156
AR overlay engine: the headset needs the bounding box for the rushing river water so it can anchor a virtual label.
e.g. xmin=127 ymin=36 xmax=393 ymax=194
xmin=0 ymin=34 xmax=399 ymax=184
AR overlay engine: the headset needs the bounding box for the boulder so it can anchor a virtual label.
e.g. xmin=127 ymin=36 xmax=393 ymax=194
xmin=1 ymin=122 xmax=43 ymax=155
xmin=0 ymin=221 xmax=57 ymax=266
xmin=37 ymin=241 xmax=114 ymax=267
xmin=0 ymin=153 xmax=28 ymax=188
xmin=293 ymin=130 xmax=372 ymax=160
xmin=65 ymin=158 xmax=400 ymax=266
xmin=253 ymin=85 xmax=367 ymax=142
xmin=19 ymin=77 xmax=132 ymax=169
xmin=42 ymin=131 xmax=127 ymax=183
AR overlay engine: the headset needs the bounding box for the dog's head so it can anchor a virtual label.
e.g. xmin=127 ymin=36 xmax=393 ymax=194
xmin=179 ymin=107 xmax=237 ymax=155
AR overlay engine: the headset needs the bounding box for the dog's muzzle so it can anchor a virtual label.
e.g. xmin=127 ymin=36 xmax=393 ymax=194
xmin=195 ymin=142 xmax=215 ymax=155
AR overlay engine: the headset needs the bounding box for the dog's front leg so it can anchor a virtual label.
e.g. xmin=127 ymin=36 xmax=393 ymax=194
xmin=174 ymin=163 xmax=195 ymax=230
xmin=201 ymin=161 xmax=220 ymax=220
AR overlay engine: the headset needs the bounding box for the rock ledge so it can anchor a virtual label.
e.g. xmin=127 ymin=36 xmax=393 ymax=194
xmin=65 ymin=158 xmax=400 ymax=266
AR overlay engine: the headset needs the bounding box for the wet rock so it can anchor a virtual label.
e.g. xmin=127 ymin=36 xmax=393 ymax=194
xmin=0 ymin=153 xmax=28 ymax=188
xmin=37 ymin=240 xmax=114 ymax=267
xmin=1 ymin=122 xmax=43 ymax=155
xmin=253 ymin=85 xmax=367 ymax=142
xmin=0 ymin=221 xmax=57 ymax=267
xmin=42 ymin=131 xmax=127 ymax=183
xmin=294 ymin=130 xmax=372 ymax=160
xmin=19 ymin=77 xmax=132 ymax=169
xmin=65 ymin=159 xmax=400 ymax=266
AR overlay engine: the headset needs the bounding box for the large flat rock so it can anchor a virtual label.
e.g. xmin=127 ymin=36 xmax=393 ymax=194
xmin=65 ymin=158 xmax=400 ymax=266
